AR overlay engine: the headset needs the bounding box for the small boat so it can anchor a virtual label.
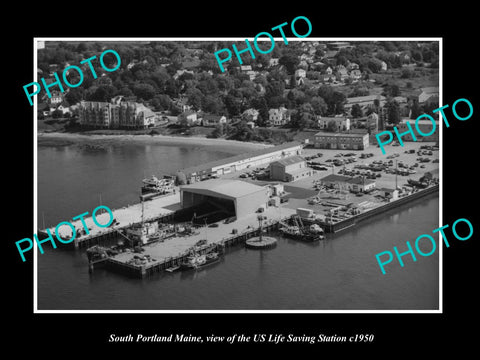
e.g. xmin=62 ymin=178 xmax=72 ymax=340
xmin=165 ymin=265 xmax=181 ymax=273
xmin=279 ymin=222 xmax=325 ymax=242
xmin=180 ymin=251 xmax=221 ymax=271
xmin=141 ymin=175 xmax=175 ymax=197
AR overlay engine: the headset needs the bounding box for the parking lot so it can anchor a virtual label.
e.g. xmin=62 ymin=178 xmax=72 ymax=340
xmin=298 ymin=141 xmax=439 ymax=190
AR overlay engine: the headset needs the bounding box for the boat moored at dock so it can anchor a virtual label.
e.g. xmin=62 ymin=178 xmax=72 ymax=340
xmin=279 ymin=215 xmax=325 ymax=242
xmin=180 ymin=250 xmax=222 ymax=271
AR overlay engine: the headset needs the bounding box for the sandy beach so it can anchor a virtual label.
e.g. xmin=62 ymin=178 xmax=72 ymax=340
xmin=37 ymin=131 xmax=273 ymax=153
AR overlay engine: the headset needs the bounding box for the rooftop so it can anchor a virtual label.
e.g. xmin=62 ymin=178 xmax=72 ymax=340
xmin=315 ymin=131 xmax=368 ymax=137
xmin=345 ymin=95 xmax=386 ymax=105
xmin=178 ymin=141 xmax=302 ymax=175
xmin=420 ymin=87 xmax=439 ymax=94
xmin=180 ymin=179 xmax=266 ymax=198
xmin=270 ymin=155 xmax=305 ymax=167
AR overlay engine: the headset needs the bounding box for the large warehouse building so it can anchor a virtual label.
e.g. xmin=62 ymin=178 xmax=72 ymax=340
xmin=176 ymin=141 xmax=303 ymax=184
xmin=180 ymin=179 xmax=269 ymax=219
xmin=269 ymin=156 xmax=313 ymax=182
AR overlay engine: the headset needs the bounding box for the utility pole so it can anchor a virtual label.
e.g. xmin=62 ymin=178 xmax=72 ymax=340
xmin=395 ymin=159 xmax=398 ymax=190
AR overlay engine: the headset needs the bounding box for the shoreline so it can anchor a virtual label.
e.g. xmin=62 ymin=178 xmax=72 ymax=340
xmin=37 ymin=131 xmax=273 ymax=151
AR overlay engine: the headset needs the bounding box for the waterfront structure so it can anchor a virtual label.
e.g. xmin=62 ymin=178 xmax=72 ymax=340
xmin=269 ymin=156 xmax=312 ymax=182
xmin=79 ymin=100 xmax=155 ymax=129
xmin=320 ymin=174 xmax=376 ymax=193
xmin=269 ymin=107 xmax=291 ymax=126
xmin=180 ymin=179 xmax=268 ymax=219
xmin=314 ymin=131 xmax=369 ymax=150
xmin=176 ymin=141 xmax=303 ymax=184
xmin=396 ymin=119 xmax=439 ymax=142
xmin=379 ymin=188 xmax=399 ymax=201
xmin=317 ymin=116 xmax=350 ymax=131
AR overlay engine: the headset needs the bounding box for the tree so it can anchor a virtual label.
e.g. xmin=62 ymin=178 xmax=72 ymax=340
xmin=228 ymin=120 xmax=254 ymax=141
xmin=51 ymin=109 xmax=63 ymax=119
xmin=186 ymin=87 xmax=204 ymax=111
xmin=224 ymin=94 xmax=242 ymax=117
xmin=367 ymin=58 xmax=383 ymax=73
xmin=164 ymin=79 xmax=179 ymax=98
xmin=410 ymin=100 xmax=421 ymax=119
xmin=133 ymin=83 xmax=156 ymax=101
xmin=87 ymin=85 xmax=116 ymax=102
xmin=401 ymin=67 xmax=415 ymax=79
xmin=252 ymin=97 xmax=269 ymax=124
xmin=383 ymin=83 xmax=401 ymax=97
xmin=279 ymin=53 xmax=299 ymax=74
xmin=151 ymin=94 xmax=172 ymax=111
xmin=326 ymin=120 xmax=338 ymax=132
xmin=65 ymin=87 xmax=84 ymax=105
xmin=351 ymin=104 xmax=363 ymax=118
xmin=310 ymin=96 xmax=328 ymax=116
xmin=202 ymin=95 xmax=225 ymax=114
xmin=386 ymin=100 xmax=401 ymax=125
xmin=210 ymin=123 xmax=225 ymax=138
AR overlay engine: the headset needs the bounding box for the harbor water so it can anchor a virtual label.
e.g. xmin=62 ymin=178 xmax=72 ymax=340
xmin=37 ymin=136 xmax=439 ymax=310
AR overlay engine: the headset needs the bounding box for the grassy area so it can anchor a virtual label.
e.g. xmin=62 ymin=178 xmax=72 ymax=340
xmin=370 ymin=66 xmax=439 ymax=98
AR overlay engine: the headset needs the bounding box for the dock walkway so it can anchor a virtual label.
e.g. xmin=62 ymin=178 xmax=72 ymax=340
xmin=40 ymin=192 xmax=181 ymax=249
xmin=103 ymin=206 xmax=297 ymax=277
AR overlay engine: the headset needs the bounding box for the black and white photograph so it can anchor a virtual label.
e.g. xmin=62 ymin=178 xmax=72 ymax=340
xmin=6 ymin=6 xmax=479 ymax=354
xmin=33 ymin=38 xmax=441 ymax=312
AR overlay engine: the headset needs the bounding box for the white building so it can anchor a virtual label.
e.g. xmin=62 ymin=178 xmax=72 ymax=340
xmin=317 ymin=116 xmax=350 ymax=131
xmin=269 ymin=107 xmax=291 ymax=126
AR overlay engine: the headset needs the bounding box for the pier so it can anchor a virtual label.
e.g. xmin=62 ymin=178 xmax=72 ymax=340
xmin=101 ymin=217 xmax=286 ymax=278
xmin=37 ymin=179 xmax=439 ymax=279
xmin=39 ymin=192 xmax=181 ymax=249
xmin=319 ymin=184 xmax=439 ymax=233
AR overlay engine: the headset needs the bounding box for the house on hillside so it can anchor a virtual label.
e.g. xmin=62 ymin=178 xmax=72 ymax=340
xmin=269 ymin=107 xmax=291 ymax=126
xmin=242 ymin=108 xmax=259 ymax=122
xmin=202 ymin=114 xmax=227 ymax=127
xmin=317 ymin=116 xmax=350 ymax=131
xmin=178 ymin=110 xmax=199 ymax=126
xmin=418 ymin=87 xmax=439 ymax=105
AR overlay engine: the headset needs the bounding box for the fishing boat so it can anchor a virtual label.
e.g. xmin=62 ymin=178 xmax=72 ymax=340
xmin=180 ymin=250 xmax=222 ymax=270
xmin=279 ymin=217 xmax=325 ymax=242
xmin=124 ymin=199 xmax=164 ymax=246
xmin=140 ymin=175 xmax=175 ymax=200
xmin=86 ymin=245 xmax=118 ymax=263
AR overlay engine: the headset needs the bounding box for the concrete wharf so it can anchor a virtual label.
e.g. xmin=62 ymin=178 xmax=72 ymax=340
xmin=39 ymin=183 xmax=438 ymax=279
xmin=92 ymin=205 xmax=296 ymax=278
xmin=319 ymin=184 xmax=439 ymax=233
xmin=38 ymin=192 xmax=181 ymax=249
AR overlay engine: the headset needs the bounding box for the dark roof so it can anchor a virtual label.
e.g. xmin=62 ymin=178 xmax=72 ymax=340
xmin=178 ymin=141 xmax=302 ymax=176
